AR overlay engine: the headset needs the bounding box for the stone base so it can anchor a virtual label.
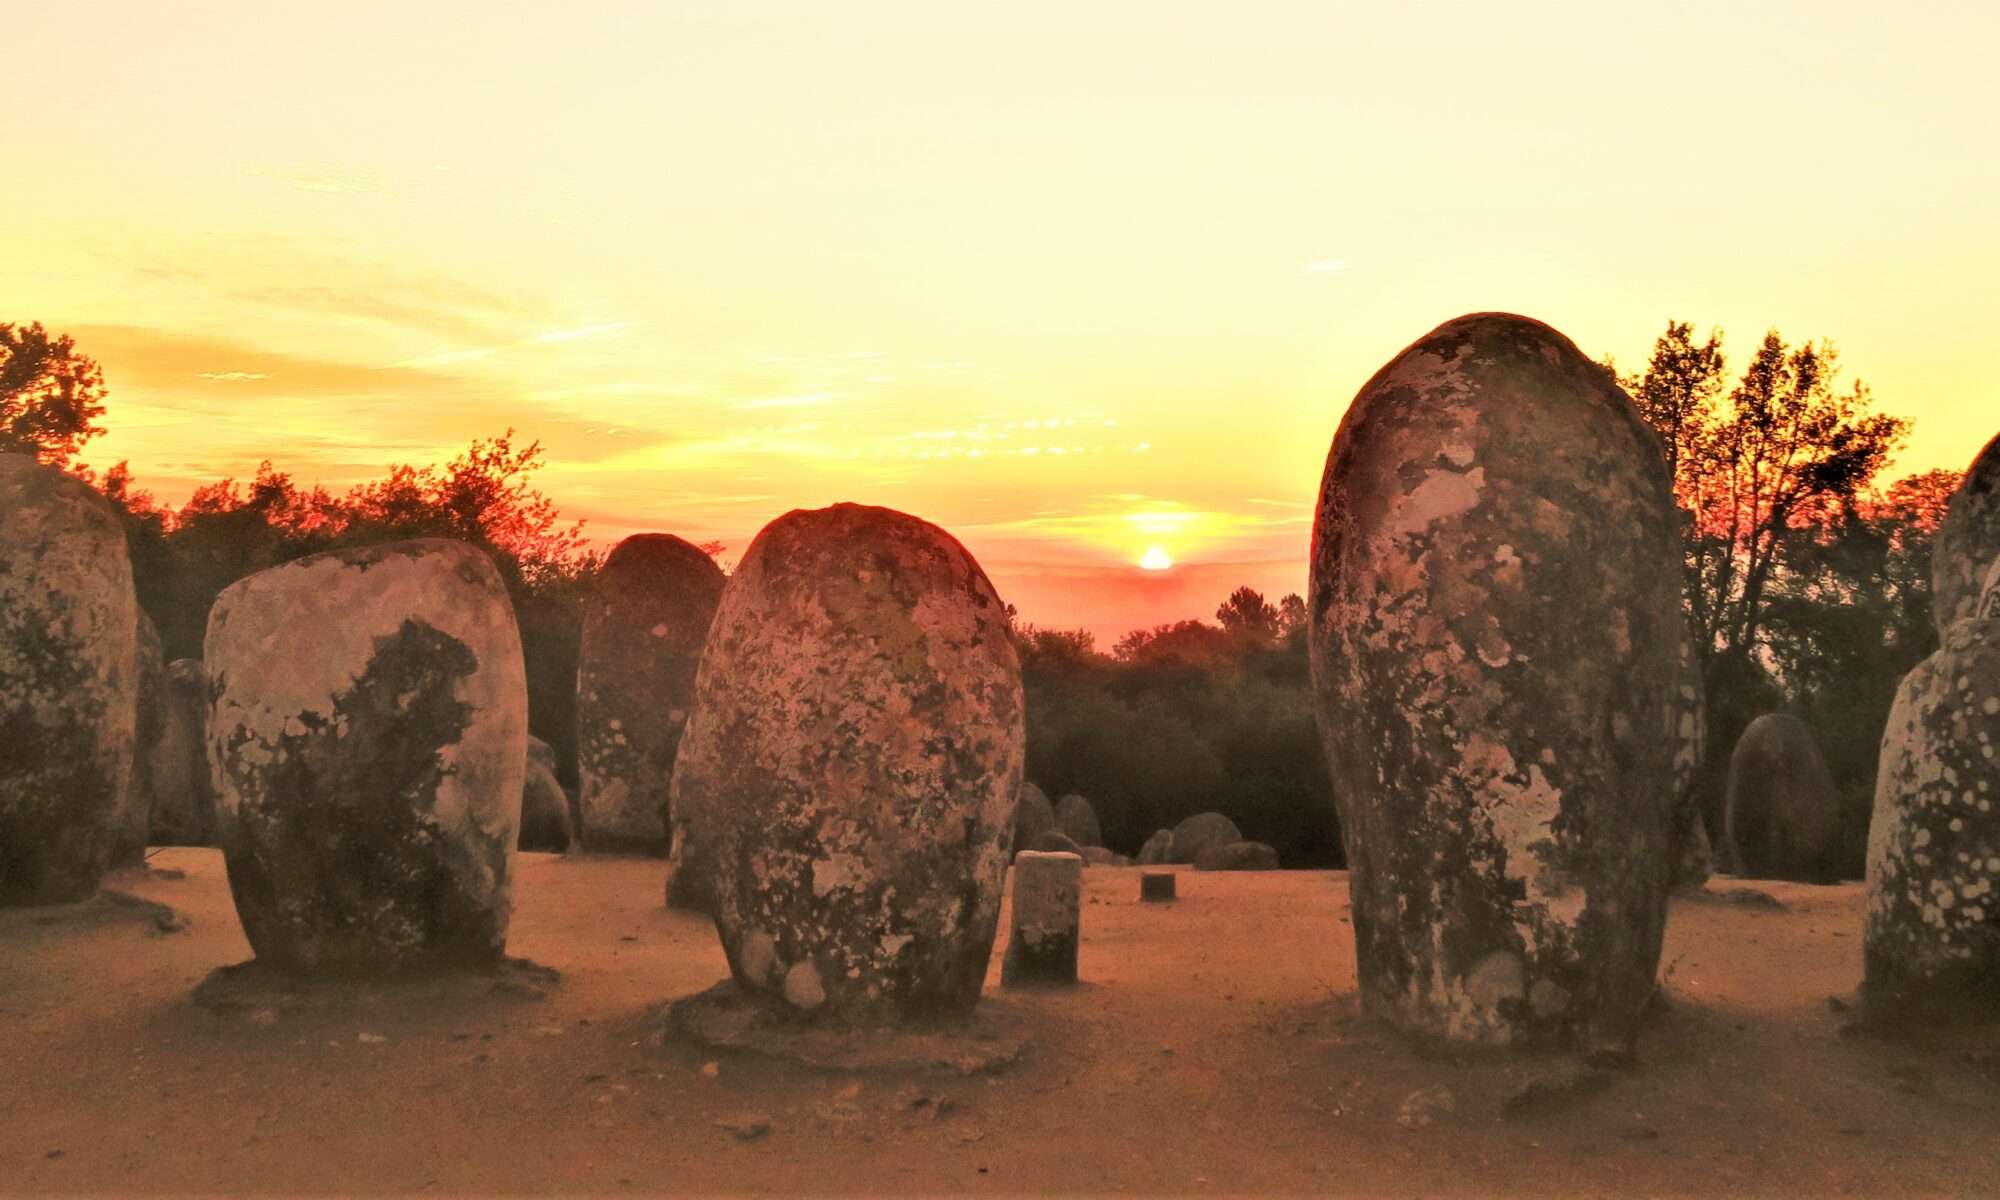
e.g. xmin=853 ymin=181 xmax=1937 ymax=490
xmin=17 ymin=889 xmax=190 ymax=936
xmin=192 ymin=955 xmax=560 ymax=1017
xmin=661 ymin=980 xmax=1031 ymax=1075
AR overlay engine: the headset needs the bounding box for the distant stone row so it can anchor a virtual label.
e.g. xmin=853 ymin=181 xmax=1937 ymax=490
xmin=3 ymin=311 xmax=1995 ymax=1045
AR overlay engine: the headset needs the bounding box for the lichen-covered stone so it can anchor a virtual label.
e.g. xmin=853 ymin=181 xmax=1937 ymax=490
xmin=1667 ymin=638 xmax=1709 ymax=890
xmin=109 ymin=612 xmax=165 ymax=868
xmin=1863 ymin=561 xmax=2000 ymax=1025
xmin=1933 ymin=433 xmax=2000 ymax=629
xmin=1015 ymin=782 xmax=1056 ymax=851
xmin=0 ymin=454 xmax=138 ymax=906
xmin=1137 ymin=828 xmax=1174 ymax=865
xmin=520 ymin=735 xmax=574 ymax=853
xmin=1725 ymin=713 xmax=1843 ymax=883
xmin=1307 ymin=313 xmax=1691 ymax=1051
xmin=1002 ymin=851 xmax=1081 ymax=986
xmin=1055 ymin=792 xmax=1102 ymax=848
xmin=1169 ymin=812 xmax=1242 ymax=864
xmin=672 ymin=503 xmax=1024 ymax=1024
xmin=1193 ymin=841 xmax=1280 ymax=871
xmin=205 ymin=539 xmax=528 ymax=975
xmin=577 ymin=534 xmax=724 ymax=855
xmin=148 ymin=659 xmax=216 ymax=846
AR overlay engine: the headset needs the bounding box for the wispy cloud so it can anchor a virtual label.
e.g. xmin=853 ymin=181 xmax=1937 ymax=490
xmin=388 ymin=321 xmax=636 ymax=370
xmin=197 ymin=371 xmax=269 ymax=382
xmin=243 ymin=165 xmax=386 ymax=197
xmin=730 ymin=391 xmax=840 ymax=411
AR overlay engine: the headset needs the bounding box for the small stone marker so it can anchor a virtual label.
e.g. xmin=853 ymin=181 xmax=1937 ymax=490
xmin=1004 ymin=851 xmax=1082 ymax=985
xmin=1140 ymin=871 xmax=1176 ymax=903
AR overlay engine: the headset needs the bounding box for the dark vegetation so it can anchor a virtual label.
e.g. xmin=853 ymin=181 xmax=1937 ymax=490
xmin=1 ymin=319 xmax=1965 ymax=874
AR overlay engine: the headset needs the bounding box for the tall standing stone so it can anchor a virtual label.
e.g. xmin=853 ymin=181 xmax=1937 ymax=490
xmin=109 ymin=612 xmax=165 ymax=868
xmin=0 ymin=454 xmax=138 ymax=906
xmin=148 ymin=658 xmax=216 ymax=846
xmin=205 ymin=539 xmax=528 ymax=974
xmin=1863 ymin=560 xmax=2000 ymax=1025
xmin=1724 ymin=713 xmax=1843 ymax=883
xmin=577 ymin=534 xmax=724 ymax=856
xmin=1308 ymin=314 xmax=1693 ymax=1051
xmin=1932 ymin=432 xmax=2000 ymax=629
xmin=672 ymin=504 xmax=1024 ymax=1023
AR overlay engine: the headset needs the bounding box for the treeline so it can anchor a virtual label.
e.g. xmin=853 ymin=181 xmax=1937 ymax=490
xmin=0 ymin=318 xmax=1971 ymax=876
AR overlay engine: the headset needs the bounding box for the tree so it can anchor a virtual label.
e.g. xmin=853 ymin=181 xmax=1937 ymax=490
xmin=1623 ymin=324 xmax=1908 ymax=669
xmin=0 ymin=322 xmax=107 ymax=467
xmin=1215 ymin=586 xmax=1281 ymax=647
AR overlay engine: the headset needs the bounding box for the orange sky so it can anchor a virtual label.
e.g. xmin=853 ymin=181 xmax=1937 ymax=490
xmin=5 ymin=2 xmax=1995 ymax=643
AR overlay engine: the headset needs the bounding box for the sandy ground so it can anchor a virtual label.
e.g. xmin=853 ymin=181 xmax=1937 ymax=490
xmin=3 ymin=850 xmax=1998 ymax=1196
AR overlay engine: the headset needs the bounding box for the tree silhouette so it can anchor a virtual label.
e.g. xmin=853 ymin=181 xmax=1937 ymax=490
xmin=0 ymin=322 xmax=106 ymax=467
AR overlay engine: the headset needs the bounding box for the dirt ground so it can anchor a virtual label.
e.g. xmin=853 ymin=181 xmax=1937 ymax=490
xmin=3 ymin=849 xmax=1997 ymax=1196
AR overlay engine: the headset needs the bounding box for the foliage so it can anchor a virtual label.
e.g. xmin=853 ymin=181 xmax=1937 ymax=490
xmin=1017 ymin=588 xmax=1341 ymax=867
xmin=1 ymin=322 xmax=107 ymax=467
xmin=1623 ymin=319 xmax=1938 ymax=876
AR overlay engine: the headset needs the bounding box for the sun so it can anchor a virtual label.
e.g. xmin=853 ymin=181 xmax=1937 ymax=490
xmin=1139 ymin=546 xmax=1173 ymax=571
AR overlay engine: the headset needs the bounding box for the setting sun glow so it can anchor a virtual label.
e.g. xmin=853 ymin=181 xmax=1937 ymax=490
xmin=3 ymin=1 xmax=1993 ymax=643
xmin=1139 ymin=547 xmax=1173 ymax=572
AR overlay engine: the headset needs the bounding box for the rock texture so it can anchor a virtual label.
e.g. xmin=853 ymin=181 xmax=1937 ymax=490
xmin=109 ymin=613 xmax=166 ymax=868
xmin=671 ymin=504 xmax=1025 ymax=1024
xmin=577 ymin=534 xmax=725 ymax=855
xmin=148 ymin=659 xmax=216 ymax=846
xmin=205 ymin=539 xmax=528 ymax=974
xmin=1014 ymin=782 xmax=1056 ymax=853
xmin=1169 ymin=812 xmax=1242 ymax=865
xmin=1933 ymin=433 xmax=2000 ymax=629
xmin=1002 ymin=850 xmax=1082 ymax=985
xmin=1193 ymin=841 xmax=1280 ymax=871
xmin=0 ymin=454 xmax=138 ymax=906
xmin=1863 ymin=560 xmax=2000 ymax=1024
xmin=1725 ymin=713 xmax=1843 ymax=883
xmin=1307 ymin=313 xmax=1692 ymax=1051
xmin=519 ymin=736 xmax=574 ymax=853
xmin=1055 ymin=793 xmax=1102 ymax=848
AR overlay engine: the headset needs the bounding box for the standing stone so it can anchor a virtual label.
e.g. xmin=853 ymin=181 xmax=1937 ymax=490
xmin=1725 ymin=713 xmax=1843 ymax=883
xmin=1863 ymin=560 xmax=2000 ymax=1025
xmin=1168 ymin=812 xmax=1242 ymax=864
xmin=519 ymin=735 xmax=574 ymax=853
xmin=109 ymin=613 xmax=166 ymax=868
xmin=1055 ymin=793 xmax=1102 ymax=848
xmin=673 ymin=504 xmax=1024 ymax=1023
xmin=577 ymin=534 xmax=724 ymax=855
xmin=0 ymin=454 xmax=138 ymax=906
xmin=1308 ymin=313 xmax=1691 ymax=1051
xmin=1002 ymin=851 xmax=1082 ymax=986
xmin=1137 ymin=828 xmax=1174 ymax=865
xmin=1015 ymin=782 xmax=1057 ymax=853
xmin=1668 ymin=639 xmax=1710 ymax=891
xmin=1933 ymin=433 xmax=2000 ymax=629
xmin=148 ymin=659 xmax=217 ymax=846
xmin=205 ymin=539 xmax=528 ymax=975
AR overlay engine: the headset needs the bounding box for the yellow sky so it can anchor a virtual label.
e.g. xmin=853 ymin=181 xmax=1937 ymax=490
xmin=5 ymin=2 xmax=1995 ymax=639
